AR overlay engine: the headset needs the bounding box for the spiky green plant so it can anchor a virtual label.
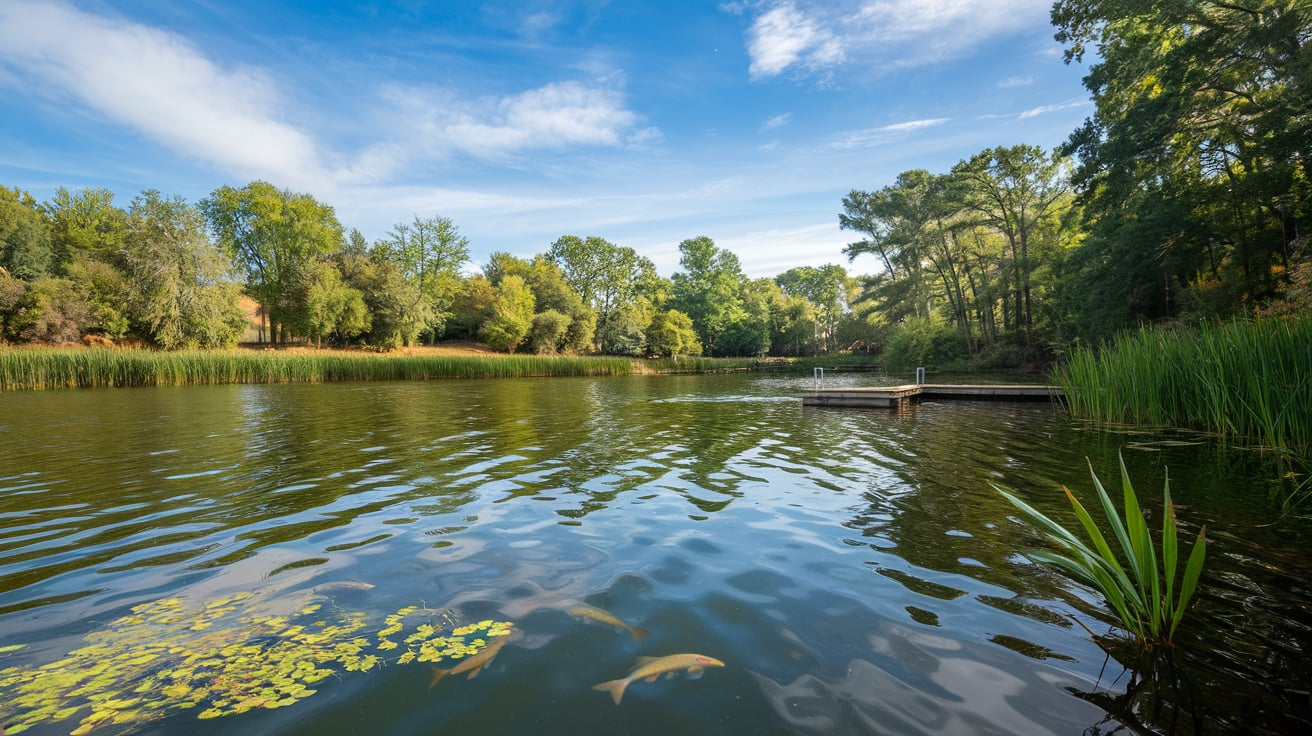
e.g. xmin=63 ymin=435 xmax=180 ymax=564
xmin=994 ymin=454 xmax=1207 ymax=645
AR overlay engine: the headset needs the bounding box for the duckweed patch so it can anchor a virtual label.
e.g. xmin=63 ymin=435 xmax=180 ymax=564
xmin=0 ymin=592 xmax=513 ymax=735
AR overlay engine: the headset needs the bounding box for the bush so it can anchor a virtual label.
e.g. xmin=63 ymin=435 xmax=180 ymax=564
xmin=527 ymin=309 xmax=570 ymax=354
xmin=5 ymin=277 xmax=91 ymax=344
xmin=881 ymin=317 xmax=967 ymax=371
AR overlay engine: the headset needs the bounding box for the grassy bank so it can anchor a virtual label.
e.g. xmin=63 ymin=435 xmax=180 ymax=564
xmin=1054 ymin=317 xmax=1311 ymax=457
xmin=0 ymin=348 xmax=644 ymax=390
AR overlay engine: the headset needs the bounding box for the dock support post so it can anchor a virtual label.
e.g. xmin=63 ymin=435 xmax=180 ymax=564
xmin=813 ymin=367 xmax=824 ymax=391
xmin=915 ymin=366 xmax=925 ymax=385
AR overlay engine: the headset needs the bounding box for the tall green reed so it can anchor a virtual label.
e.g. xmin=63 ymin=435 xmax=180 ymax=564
xmin=0 ymin=348 xmax=641 ymax=390
xmin=1054 ymin=317 xmax=1311 ymax=459
xmin=994 ymin=455 xmax=1207 ymax=645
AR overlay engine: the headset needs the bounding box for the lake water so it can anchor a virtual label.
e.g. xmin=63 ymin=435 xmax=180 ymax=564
xmin=2 ymin=373 xmax=1311 ymax=735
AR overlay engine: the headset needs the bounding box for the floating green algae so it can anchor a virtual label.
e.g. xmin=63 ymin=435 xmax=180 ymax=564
xmin=0 ymin=592 xmax=514 ymax=735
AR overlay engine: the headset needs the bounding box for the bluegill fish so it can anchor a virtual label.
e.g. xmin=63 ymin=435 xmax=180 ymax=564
xmin=429 ymin=629 xmax=521 ymax=687
xmin=592 ymin=653 xmax=725 ymax=704
xmin=570 ymin=604 xmax=650 ymax=643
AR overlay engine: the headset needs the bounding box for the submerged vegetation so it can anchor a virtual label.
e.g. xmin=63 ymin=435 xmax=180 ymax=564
xmin=1055 ymin=317 xmax=1312 ymax=460
xmin=995 ymin=455 xmax=1207 ymax=646
xmin=0 ymin=591 xmax=513 ymax=734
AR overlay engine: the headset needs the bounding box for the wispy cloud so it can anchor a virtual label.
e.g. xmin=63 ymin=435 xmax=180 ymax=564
xmin=734 ymin=0 xmax=1052 ymax=80
xmin=761 ymin=113 xmax=793 ymax=131
xmin=997 ymin=75 xmax=1034 ymax=88
xmin=0 ymin=0 xmax=324 ymax=187
xmin=1016 ymin=98 xmax=1089 ymax=119
xmin=0 ymin=0 xmax=654 ymax=192
xmin=746 ymin=2 xmax=844 ymax=80
xmin=828 ymin=118 xmax=949 ymax=149
xmin=381 ymin=80 xmax=648 ymax=160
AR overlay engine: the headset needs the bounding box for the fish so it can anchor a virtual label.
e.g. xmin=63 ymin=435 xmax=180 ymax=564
xmin=310 ymin=581 xmax=375 ymax=594
xmin=428 ymin=629 xmax=521 ymax=687
xmin=592 ymin=653 xmax=725 ymax=705
xmin=570 ymin=604 xmax=650 ymax=643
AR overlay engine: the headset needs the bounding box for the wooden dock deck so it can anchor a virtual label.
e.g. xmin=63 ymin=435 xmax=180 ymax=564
xmin=802 ymin=383 xmax=1064 ymax=408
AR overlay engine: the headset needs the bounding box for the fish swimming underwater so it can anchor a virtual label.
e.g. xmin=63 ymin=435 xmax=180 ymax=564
xmin=429 ymin=629 xmax=521 ymax=687
xmin=592 ymin=653 xmax=725 ymax=704
xmin=570 ymin=604 xmax=650 ymax=643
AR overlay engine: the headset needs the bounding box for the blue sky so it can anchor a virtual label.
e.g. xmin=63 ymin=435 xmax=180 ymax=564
xmin=0 ymin=0 xmax=1091 ymax=278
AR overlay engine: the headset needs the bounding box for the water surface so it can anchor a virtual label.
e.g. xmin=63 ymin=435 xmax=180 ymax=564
xmin=2 ymin=373 xmax=1311 ymax=734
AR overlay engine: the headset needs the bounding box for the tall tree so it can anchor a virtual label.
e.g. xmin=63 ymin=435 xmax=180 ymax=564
xmin=480 ymin=274 xmax=535 ymax=352
xmin=485 ymin=252 xmax=596 ymax=353
xmin=122 ymin=191 xmax=245 ymax=349
xmin=374 ymin=214 xmax=470 ymax=341
xmin=547 ymin=235 xmax=656 ymax=352
xmin=42 ymin=187 xmax=126 ymax=272
xmin=1054 ymin=0 xmax=1310 ymax=330
xmin=951 ymin=145 xmax=1072 ymax=343
xmin=0 ymin=185 xmax=52 ymax=280
xmin=776 ymin=265 xmax=850 ymax=353
xmin=200 ymin=181 xmax=343 ymax=344
xmin=670 ymin=236 xmax=768 ymax=356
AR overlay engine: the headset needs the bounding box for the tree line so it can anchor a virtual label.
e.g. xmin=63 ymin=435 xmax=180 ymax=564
xmin=0 ymin=181 xmax=874 ymax=358
xmin=2 ymin=1 xmax=1306 ymax=365
xmin=839 ymin=0 xmax=1309 ymax=368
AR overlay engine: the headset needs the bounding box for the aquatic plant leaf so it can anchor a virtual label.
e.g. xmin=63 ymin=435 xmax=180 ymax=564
xmin=0 ymin=591 xmax=513 ymax=735
xmin=994 ymin=455 xmax=1209 ymax=645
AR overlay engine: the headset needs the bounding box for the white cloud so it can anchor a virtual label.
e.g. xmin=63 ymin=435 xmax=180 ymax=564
xmin=746 ymin=2 xmax=844 ymax=80
xmin=828 ymin=118 xmax=949 ymax=149
xmin=734 ymin=0 xmax=1052 ymax=79
xmin=383 ymin=80 xmax=646 ymax=160
xmin=0 ymin=0 xmax=655 ymax=194
xmin=716 ymin=222 xmax=849 ymax=277
xmin=761 ymin=113 xmax=793 ymax=131
xmin=0 ymin=0 xmax=325 ymax=187
xmin=1016 ymin=98 xmax=1089 ymax=119
xmin=998 ymin=75 xmax=1034 ymax=88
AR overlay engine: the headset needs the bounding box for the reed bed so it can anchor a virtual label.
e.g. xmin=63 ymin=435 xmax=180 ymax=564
xmin=643 ymin=356 xmax=759 ymax=373
xmin=1054 ymin=317 xmax=1312 ymax=457
xmin=0 ymin=348 xmax=639 ymax=390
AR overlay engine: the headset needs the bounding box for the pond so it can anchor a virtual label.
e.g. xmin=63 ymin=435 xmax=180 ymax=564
xmin=2 ymin=373 xmax=1311 ymax=735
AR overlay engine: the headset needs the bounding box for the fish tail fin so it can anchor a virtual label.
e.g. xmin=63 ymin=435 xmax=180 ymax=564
xmin=592 ymin=679 xmax=628 ymax=705
xmin=429 ymin=667 xmax=451 ymax=689
xmin=630 ymin=626 xmax=651 ymax=643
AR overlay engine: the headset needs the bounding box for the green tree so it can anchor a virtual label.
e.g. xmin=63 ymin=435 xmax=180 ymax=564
xmin=776 ymin=265 xmax=850 ymax=353
xmin=0 ymin=273 xmax=28 ymax=340
xmin=527 ymin=309 xmax=571 ymax=354
xmin=200 ymin=182 xmax=343 ymax=344
xmin=770 ymin=293 xmax=819 ymax=356
xmin=300 ymin=260 xmax=370 ymax=348
xmin=670 ymin=236 xmax=768 ymax=356
xmin=0 ymin=186 xmax=52 ymax=280
xmin=446 ymin=275 xmax=497 ymax=341
xmin=480 ymin=274 xmax=535 ymax=352
xmin=547 ymin=235 xmax=656 ymax=352
xmin=1053 ymin=0 xmax=1310 ymax=332
xmin=373 ymin=214 xmax=470 ymax=341
xmin=42 ymin=187 xmax=127 ymax=272
xmin=486 ymin=252 xmax=596 ymax=353
xmin=647 ymin=309 xmax=702 ymax=357
xmin=338 ymin=251 xmax=430 ymax=349
xmin=64 ymin=257 xmax=130 ymax=340
xmin=952 ymin=145 xmax=1072 ymax=343
xmin=122 ymin=191 xmax=245 ymax=349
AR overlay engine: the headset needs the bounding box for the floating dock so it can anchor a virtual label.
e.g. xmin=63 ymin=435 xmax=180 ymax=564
xmin=803 ymin=384 xmax=1063 ymax=408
